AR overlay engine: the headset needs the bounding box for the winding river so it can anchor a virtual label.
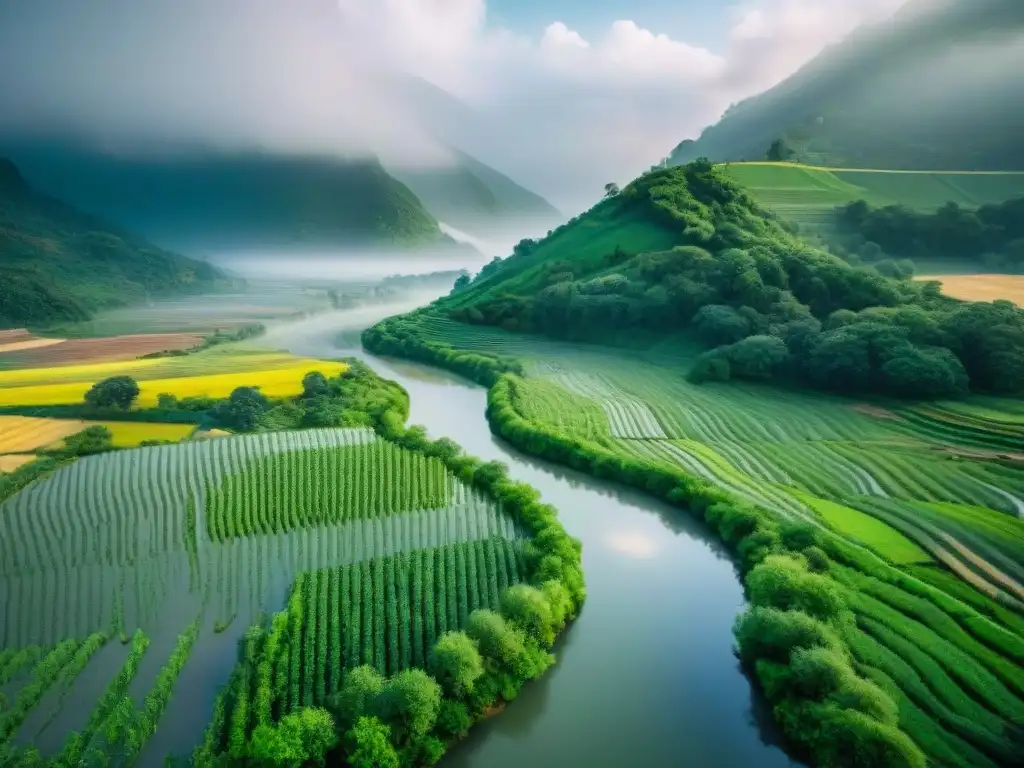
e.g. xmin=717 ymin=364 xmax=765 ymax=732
xmin=262 ymin=307 xmax=799 ymax=768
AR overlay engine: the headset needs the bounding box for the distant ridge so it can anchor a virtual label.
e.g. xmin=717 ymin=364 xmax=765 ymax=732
xmin=0 ymin=157 xmax=225 ymax=329
xmin=668 ymin=0 xmax=1024 ymax=171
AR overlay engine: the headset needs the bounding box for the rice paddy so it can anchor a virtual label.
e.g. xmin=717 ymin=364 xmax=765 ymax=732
xmin=722 ymin=162 xmax=1024 ymax=230
xmin=0 ymin=426 xmax=525 ymax=763
xmin=401 ymin=312 xmax=1024 ymax=768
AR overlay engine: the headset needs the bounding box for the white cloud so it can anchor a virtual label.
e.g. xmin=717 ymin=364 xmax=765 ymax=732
xmin=0 ymin=0 xmax=909 ymax=211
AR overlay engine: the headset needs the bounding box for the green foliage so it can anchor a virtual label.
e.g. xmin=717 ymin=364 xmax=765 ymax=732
xmin=344 ymin=716 xmax=400 ymax=768
xmin=418 ymin=160 xmax=1024 ymax=398
xmin=837 ymin=197 xmax=1024 ymax=271
xmin=330 ymin=667 xmax=386 ymax=733
xmin=61 ymin=425 xmax=114 ymax=457
xmin=84 ymin=376 xmax=140 ymax=410
xmin=0 ymin=157 xmax=225 ymax=328
xmin=373 ymin=669 xmax=442 ymax=745
xmin=500 ymin=584 xmax=557 ymax=647
xmin=426 ymin=632 xmax=484 ymax=700
xmin=213 ymin=386 xmax=269 ymax=431
xmin=248 ymin=708 xmax=337 ymax=767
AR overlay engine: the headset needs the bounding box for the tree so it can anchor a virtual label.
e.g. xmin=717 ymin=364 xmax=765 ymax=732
xmin=344 ymin=717 xmax=400 ymax=768
xmin=302 ymin=371 xmax=329 ymax=398
xmin=501 ymin=585 xmax=556 ymax=647
xmin=327 ymin=666 xmax=385 ymax=731
xmin=451 ymin=274 xmax=471 ymax=294
xmin=720 ymin=335 xmax=791 ymax=381
xmin=62 ymin=425 xmax=114 ymax=456
xmin=766 ymin=138 xmax=794 ymax=162
xmin=84 ymin=376 xmax=139 ymax=410
xmin=248 ymin=708 xmax=337 ymax=767
xmin=156 ymin=393 xmax=178 ymax=410
xmin=603 ymin=182 xmax=620 ymax=198
xmin=215 ymin=386 xmax=269 ymax=431
xmin=693 ymin=305 xmax=751 ymax=345
xmin=374 ymin=669 xmax=441 ymax=745
xmin=427 ymin=632 xmax=484 ymax=699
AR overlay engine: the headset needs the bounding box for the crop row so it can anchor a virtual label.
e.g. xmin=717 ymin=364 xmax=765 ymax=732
xmin=512 ymin=379 xmax=612 ymax=443
xmin=219 ymin=536 xmax=527 ymax=750
xmin=52 ymin=629 xmax=150 ymax=767
xmin=552 ymin=372 xmax=665 ymax=439
xmin=0 ymin=634 xmax=106 ymax=747
xmin=0 ymin=427 xmax=377 ymax=575
xmin=206 ymin=441 xmax=456 ymax=541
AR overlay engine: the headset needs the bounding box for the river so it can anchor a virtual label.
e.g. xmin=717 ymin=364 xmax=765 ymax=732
xmin=262 ymin=308 xmax=799 ymax=768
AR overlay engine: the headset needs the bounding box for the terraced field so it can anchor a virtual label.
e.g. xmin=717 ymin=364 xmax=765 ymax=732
xmin=722 ymin=162 xmax=1024 ymax=230
xmin=414 ymin=315 xmax=1024 ymax=604
xmin=0 ymin=427 xmax=525 ymax=763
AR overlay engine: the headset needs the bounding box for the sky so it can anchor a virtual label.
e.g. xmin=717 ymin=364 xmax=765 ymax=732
xmin=0 ymin=0 xmax=910 ymax=212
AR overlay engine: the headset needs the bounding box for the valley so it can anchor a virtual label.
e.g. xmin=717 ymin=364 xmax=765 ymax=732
xmin=2 ymin=0 xmax=1023 ymax=766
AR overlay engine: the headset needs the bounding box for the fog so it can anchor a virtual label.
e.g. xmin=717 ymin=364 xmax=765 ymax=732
xmin=211 ymin=249 xmax=492 ymax=283
xmin=0 ymin=0 xmax=447 ymax=168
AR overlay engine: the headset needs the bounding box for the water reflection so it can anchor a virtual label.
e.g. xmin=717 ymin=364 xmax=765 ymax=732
xmin=266 ymin=308 xmax=798 ymax=768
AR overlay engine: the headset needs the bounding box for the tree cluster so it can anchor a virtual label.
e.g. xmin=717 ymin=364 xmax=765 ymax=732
xmin=835 ymin=197 xmax=1024 ymax=272
xmin=442 ymin=162 xmax=1024 ymax=398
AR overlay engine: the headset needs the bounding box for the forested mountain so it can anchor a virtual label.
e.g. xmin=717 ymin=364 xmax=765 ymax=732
xmin=392 ymin=148 xmax=560 ymax=236
xmin=0 ymin=143 xmax=449 ymax=249
xmin=0 ymin=158 xmax=225 ymax=329
xmin=432 ymin=161 xmax=1024 ymax=399
xmin=668 ymin=0 xmax=1024 ymax=170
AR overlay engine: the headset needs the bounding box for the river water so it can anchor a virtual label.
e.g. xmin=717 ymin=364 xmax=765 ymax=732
xmin=263 ymin=309 xmax=798 ymax=768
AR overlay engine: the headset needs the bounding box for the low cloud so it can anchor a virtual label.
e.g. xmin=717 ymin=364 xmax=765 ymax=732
xmin=0 ymin=0 xmax=907 ymax=210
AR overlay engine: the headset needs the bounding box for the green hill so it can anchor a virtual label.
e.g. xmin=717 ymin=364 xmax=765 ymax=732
xmin=421 ymin=161 xmax=1024 ymax=400
xmin=721 ymin=162 xmax=1024 ymax=229
xmin=0 ymin=158 xmax=226 ymax=329
xmin=392 ymin=149 xmax=560 ymax=236
xmin=1 ymin=144 xmax=447 ymax=249
xmin=668 ymin=0 xmax=1024 ymax=171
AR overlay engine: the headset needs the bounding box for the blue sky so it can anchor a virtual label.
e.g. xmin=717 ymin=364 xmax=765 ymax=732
xmin=488 ymin=0 xmax=729 ymax=48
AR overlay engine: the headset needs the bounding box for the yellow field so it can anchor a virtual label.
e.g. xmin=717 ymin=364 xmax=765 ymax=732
xmin=0 ymin=415 xmax=92 ymax=453
xmin=96 ymin=422 xmax=198 ymax=447
xmin=0 ymin=454 xmax=38 ymax=472
xmin=916 ymin=274 xmax=1024 ymax=306
xmin=0 ymin=362 xmax=348 ymax=407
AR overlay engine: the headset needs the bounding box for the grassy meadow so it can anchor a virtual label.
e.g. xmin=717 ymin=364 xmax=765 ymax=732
xmin=722 ymin=162 xmax=1024 ymax=230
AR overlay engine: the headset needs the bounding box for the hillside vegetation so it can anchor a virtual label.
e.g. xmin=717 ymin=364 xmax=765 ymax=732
xmin=668 ymin=0 xmax=1024 ymax=170
xmin=0 ymin=158 xmax=225 ymax=330
xmin=721 ymin=162 xmax=1024 ymax=232
xmin=436 ymin=161 xmax=1024 ymax=400
xmin=2 ymin=145 xmax=447 ymax=248
xmin=833 ymin=195 xmax=1024 ymax=272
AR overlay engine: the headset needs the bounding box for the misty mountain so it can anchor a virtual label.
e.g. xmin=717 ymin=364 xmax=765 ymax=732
xmin=0 ymin=157 xmax=225 ymax=329
xmin=668 ymin=0 xmax=1024 ymax=170
xmin=391 ymin=148 xmax=560 ymax=237
xmin=382 ymin=77 xmax=560 ymax=236
xmin=0 ymin=143 xmax=452 ymax=250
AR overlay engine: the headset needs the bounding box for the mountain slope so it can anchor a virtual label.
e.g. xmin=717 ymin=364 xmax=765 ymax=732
xmin=391 ymin=149 xmax=559 ymax=235
xmin=1 ymin=144 xmax=447 ymax=249
xmin=0 ymin=158 xmax=225 ymax=329
xmin=669 ymin=0 xmax=1024 ymax=170
xmin=427 ymin=161 xmax=1024 ymax=399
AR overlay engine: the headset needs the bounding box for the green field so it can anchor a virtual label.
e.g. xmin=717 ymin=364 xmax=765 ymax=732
xmin=375 ymin=312 xmax=1024 ymax=768
xmin=722 ymin=162 xmax=1024 ymax=229
xmin=0 ymin=420 xmax=536 ymax=764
